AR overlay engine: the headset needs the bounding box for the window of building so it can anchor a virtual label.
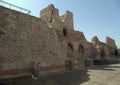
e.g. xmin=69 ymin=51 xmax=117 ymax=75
xmin=78 ymin=45 xmax=84 ymax=58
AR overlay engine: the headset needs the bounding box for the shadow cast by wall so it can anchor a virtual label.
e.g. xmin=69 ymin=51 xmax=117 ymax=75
xmin=41 ymin=69 xmax=90 ymax=85
xmin=1 ymin=64 xmax=120 ymax=85
xmin=0 ymin=69 xmax=90 ymax=85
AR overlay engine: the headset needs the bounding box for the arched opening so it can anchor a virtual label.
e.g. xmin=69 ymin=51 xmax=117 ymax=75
xmin=78 ymin=45 xmax=84 ymax=58
xmin=67 ymin=43 xmax=73 ymax=52
xmin=67 ymin=43 xmax=73 ymax=58
xmin=63 ymin=28 xmax=67 ymax=36
xmin=77 ymin=45 xmax=84 ymax=67
xmin=66 ymin=43 xmax=73 ymax=70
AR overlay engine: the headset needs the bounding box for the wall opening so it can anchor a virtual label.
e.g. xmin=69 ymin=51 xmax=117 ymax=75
xmin=78 ymin=45 xmax=84 ymax=58
xmin=66 ymin=43 xmax=74 ymax=70
xmin=67 ymin=43 xmax=73 ymax=58
xmin=67 ymin=43 xmax=73 ymax=52
xmin=63 ymin=28 xmax=67 ymax=36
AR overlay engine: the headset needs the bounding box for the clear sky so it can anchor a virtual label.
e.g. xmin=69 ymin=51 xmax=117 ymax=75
xmin=1 ymin=0 xmax=120 ymax=48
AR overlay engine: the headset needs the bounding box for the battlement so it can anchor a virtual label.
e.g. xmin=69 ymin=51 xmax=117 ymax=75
xmin=60 ymin=10 xmax=74 ymax=32
xmin=40 ymin=4 xmax=74 ymax=32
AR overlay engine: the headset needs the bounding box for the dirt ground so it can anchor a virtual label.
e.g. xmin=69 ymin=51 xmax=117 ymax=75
xmin=0 ymin=64 xmax=120 ymax=85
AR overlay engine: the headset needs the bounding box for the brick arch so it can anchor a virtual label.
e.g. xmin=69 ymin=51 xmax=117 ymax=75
xmin=78 ymin=45 xmax=84 ymax=58
xmin=67 ymin=43 xmax=74 ymax=58
xmin=67 ymin=43 xmax=73 ymax=52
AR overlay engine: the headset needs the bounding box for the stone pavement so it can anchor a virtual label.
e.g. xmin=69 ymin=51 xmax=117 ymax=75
xmin=81 ymin=64 xmax=120 ymax=85
xmin=0 ymin=64 xmax=120 ymax=85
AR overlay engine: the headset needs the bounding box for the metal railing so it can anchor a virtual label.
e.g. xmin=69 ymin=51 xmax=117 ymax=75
xmin=0 ymin=0 xmax=31 ymax=14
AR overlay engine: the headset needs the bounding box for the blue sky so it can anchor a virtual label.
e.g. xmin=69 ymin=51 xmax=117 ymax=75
xmin=1 ymin=0 xmax=120 ymax=48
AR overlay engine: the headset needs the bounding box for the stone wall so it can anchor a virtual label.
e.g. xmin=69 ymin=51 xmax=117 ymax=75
xmin=0 ymin=6 xmax=67 ymax=78
xmin=92 ymin=36 xmax=117 ymax=60
xmin=106 ymin=36 xmax=116 ymax=48
xmin=60 ymin=11 xmax=74 ymax=33
xmin=0 ymin=4 xmax=118 ymax=79
xmin=40 ymin=4 xmax=64 ymax=32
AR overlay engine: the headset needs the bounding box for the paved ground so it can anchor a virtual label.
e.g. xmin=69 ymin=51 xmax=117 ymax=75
xmin=0 ymin=63 xmax=120 ymax=85
xmin=81 ymin=64 xmax=120 ymax=85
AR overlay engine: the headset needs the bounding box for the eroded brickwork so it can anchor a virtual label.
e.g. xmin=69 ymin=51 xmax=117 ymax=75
xmin=92 ymin=36 xmax=117 ymax=59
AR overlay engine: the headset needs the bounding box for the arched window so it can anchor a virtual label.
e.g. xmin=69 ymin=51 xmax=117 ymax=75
xmin=67 ymin=43 xmax=73 ymax=52
xmin=78 ymin=45 xmax=84 ymax=58
xmin=67 ymin=43 xmax=73 ymax=58
xmin=78 ymin=45 xmax=84 ymax=53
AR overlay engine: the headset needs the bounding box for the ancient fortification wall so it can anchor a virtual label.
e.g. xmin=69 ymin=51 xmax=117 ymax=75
xmin=0 ymin=5 xmax=67 ymax=78
xmin=0 ymin=4 xmax=118 ymax=79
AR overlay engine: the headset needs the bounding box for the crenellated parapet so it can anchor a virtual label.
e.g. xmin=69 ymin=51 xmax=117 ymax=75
xmin=40 ymin=4 xmax=64 ymax=31
xmin=40 ymin=4 xmax=74 ymax=33
xmin=60 ymin=11 xmax=74 ymax=33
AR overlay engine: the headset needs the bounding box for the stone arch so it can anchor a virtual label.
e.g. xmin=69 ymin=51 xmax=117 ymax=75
xmin=67 ymin=43 xmax=73 ymax=52
xmin=67 ymin=43 xmax=73 ymax=57
xmin=66 ymin=43 xmax=74 ymax=70
xmin=78 ymin=45 xmax=84 ymax=58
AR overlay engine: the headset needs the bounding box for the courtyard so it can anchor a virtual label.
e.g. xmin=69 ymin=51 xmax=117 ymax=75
xmin=0 ymin=63 xmax=120 ymax=85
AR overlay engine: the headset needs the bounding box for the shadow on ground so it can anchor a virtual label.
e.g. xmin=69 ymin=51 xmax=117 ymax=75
xmin=1 ymin=64 xmax=119 ymax=85
xmin=0 ymin=69 xmax=90 ymax=85
xmin=89 ymin=64 xmax=120 ymax=71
